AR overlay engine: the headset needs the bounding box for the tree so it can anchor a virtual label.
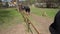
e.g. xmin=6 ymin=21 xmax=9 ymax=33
xmin=30 ymin=0 xmax=35 ymax=4
xmin=0 ymin=0 xmax=2 ymax=7
xmin=3 ymin=0 xmax=9 ymax=8
xmin=6 ymin=2 xmax=9 ymax=8
xmin=0 ymin=0 xmax=2 ymax=2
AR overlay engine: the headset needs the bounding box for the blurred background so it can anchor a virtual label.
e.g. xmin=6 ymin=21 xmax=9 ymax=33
xmin=0 ymin=0 xmax=60 ymax=34
xmin=0 ymin=0 xmax=60 ymax=8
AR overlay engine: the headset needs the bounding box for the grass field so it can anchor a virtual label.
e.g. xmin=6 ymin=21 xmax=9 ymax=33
xmin=0 ymin=8 xmax=23 ymax=29
xmin=31 ymin=7 xmax=59 ymax=18
xmin=0 ymin=7 xmax=59 ymax=30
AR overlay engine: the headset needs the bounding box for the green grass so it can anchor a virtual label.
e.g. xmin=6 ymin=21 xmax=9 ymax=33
xmin=0 ymin=7 xmax=59 ymax=30
xmin=31 ymin=7 xmax=59 ymax=18
xmin=0 ymin=8 xmax=23 ymax=29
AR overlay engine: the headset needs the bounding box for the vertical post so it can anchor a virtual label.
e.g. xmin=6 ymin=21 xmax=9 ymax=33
xmin=16 ymin=0 xmax=19 ymax=12
xmin=27 ymin=19 xmax=33 ymax=34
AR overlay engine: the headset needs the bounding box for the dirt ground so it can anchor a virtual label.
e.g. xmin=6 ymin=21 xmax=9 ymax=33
xmin=0 ymin=14 xmax=53 ymax=34
xmin=31 ymin=14 xmax=53 ymax=34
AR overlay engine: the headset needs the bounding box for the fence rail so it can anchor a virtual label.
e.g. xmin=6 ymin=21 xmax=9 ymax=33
xmin=19 ymin=10 xmax=40 ymax=34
